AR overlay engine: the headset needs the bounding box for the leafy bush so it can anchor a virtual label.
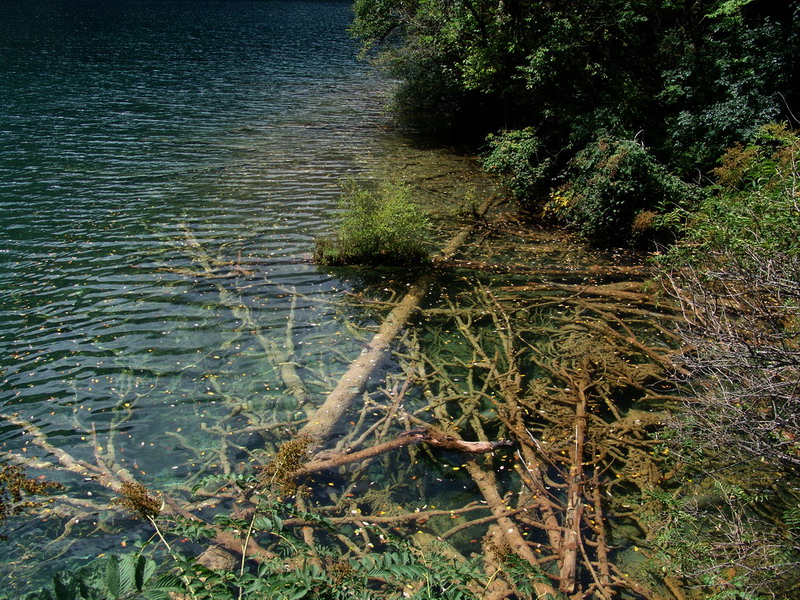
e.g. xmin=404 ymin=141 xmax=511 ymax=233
xmin=482 ymin=128 xmax=552 ymax=204
xmin=20 ymin=501 xmax=486 ymax=600
xmin=17 ymin=553 xmax=181 ymax=600
xmin=659 ymin=13 xmax=792 ymax=175
xmin=352 ymin=0 xmax=800 ymax=232
xmin=315 ymin=180 xmax=432 ymax=266
xmin=557 ymin=136 xmax=702 ymax=245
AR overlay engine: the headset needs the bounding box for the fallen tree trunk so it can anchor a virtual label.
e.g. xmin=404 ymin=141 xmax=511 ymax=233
xmin=465 ymin=460 xmax=561 ymax=599
xmin=558 ymin=371 xmax=589 ymax=594
xmin=299 ymin=196 xmax=499 ymax=446
xmin=438 ymin=257 xmax=649 ymax=280
xmin=293 ymin=428 xmax=512 ymax=478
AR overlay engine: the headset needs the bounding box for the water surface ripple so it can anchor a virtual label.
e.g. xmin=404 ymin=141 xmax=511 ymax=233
xmin=0 ymin=0 xmax=388 ymax=462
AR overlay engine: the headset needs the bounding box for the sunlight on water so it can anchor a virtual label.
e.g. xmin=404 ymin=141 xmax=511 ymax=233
xmin=0 ymin=3 xmax=681 ymax=596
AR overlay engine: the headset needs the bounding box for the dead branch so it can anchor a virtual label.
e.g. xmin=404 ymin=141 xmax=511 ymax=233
xmin=298 ymin=195 xmax=500 ymax=447
xmin=293 ymin=428 xmax=512 ymax=479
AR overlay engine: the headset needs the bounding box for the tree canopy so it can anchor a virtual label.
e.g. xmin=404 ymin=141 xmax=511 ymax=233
xmin=353 ymin=0 xmax=799 ymax=178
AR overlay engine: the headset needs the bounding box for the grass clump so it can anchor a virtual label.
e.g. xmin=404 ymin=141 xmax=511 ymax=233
xmin=315 ymin=180 xmax=432 ymax=266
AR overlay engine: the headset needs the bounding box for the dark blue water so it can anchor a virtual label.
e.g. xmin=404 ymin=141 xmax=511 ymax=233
xmin=0 ymin=0 xmax=402 ymax=586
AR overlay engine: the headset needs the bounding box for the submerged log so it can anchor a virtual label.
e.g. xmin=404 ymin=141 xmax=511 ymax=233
xmin=438 ymin=257 xmax=649 ymax=280
xmin=465 ymin=460 xmax=561 ymax=599
xmin=558 ymin=370 xmax=589 ymax=594
xmin=299 ymin=195 xmax=499 ymax=447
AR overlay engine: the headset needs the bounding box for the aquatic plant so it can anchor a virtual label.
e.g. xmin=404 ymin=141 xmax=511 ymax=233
xmin=113 ymin=481 xmax=162 ymax=521
xmin=315 ymin=180 xmax=432 ymax=266
xmin=0 ymin=460 xmax=62 ymax=540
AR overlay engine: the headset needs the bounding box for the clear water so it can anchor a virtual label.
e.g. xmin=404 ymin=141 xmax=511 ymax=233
xmin=1 ymin=1 xmax=380 ymax=437
xmin=0 ymin=0 xmax=422 ymax=585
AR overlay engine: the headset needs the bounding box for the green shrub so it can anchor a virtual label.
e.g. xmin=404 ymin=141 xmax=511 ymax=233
xmin=559 ymin=136 xmax=702 ymax=245
xmin=653 ymin=124 xmax=800 ymax=597
xmin=315 ymin=180 xmax=432 ymax=266
xmin=674 ymin=122 xmax=800 ymax=259
xmin=482 ymin=128 xmax=552 ymax=204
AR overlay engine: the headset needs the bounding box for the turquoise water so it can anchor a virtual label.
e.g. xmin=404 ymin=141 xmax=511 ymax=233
xmin=0 ymin=3 xmax=677 ymax=596
xmin=1 ymin=0 xmax=380 ymax=437
xmin=0 ymin=0 xmax=412 ymax=584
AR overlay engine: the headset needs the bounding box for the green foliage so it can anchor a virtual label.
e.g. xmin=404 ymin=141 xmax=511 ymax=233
xmin=352 ymin=0 xmax=800 ymax=241
xmin=556 ymin=136 xmax=703 ymax=244
xmin=482 ymin=128 xmax=552 ymax=203
xmin=20 ymin=527 xmax=484 ymax=600
xmin=783 ymin=504 xmax=800 ymax=532
xmin=707 ymin=0 xmax=758 ymax=19
xmin=14 ymin=554 xmax=181 ymax=600
xmin=660 ymin=13 xmax=792 ymax=174
xmin=20 ymin=487 xmax=486 ymax=599
xmin=663 ymin=123 xmax=800 ymax=261
xmin=167 ymin=515 xmax=216 ymax=541
xmin=315 ymin=180 xmax=432 ymax=266
xmin=654 ymin=124 xmax=800 ymax=597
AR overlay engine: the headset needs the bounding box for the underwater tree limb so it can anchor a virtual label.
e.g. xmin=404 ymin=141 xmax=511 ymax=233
xmin=558 ymin=369 xmax=589 ymax=594
xmin=464 ymin=460 xmax=560 ymax=598
xmin=293 ymin=427 xmax=512 ymax=479
xmin=1 ymin=412 xmax=280 ymax=567
xmin=298 ymin=195 xmax=500 ymax=447
xmin=182 ymin=227 xmax=312 ymax=415
xmin=1 ymin=413 xmax=104 ymax=483
xmin=281 ymin=503 xmax=489 ymax=528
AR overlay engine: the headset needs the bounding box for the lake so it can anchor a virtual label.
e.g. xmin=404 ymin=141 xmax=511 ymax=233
xmin=0 ymin=2 xmax=681 ymax=597
xmin=0 ymin=0 xmax=412 ymax=587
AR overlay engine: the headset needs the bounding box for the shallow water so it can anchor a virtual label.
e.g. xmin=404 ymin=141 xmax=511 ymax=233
xmin=2 ymin=1 xmax=377 ymax=439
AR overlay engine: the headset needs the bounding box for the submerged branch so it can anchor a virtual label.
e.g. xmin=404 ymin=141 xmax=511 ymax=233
xmin=298 ymin=195 xmax=500 ymax=448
